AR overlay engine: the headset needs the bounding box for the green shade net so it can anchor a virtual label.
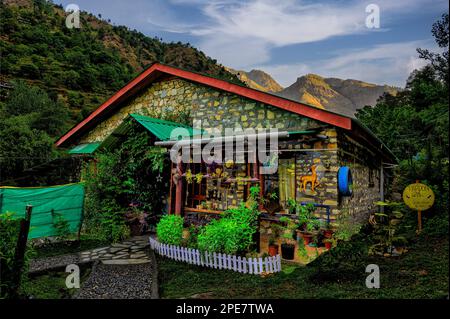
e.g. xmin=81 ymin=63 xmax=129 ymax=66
xmin=0 ymin=183 xmax=85 ymax=239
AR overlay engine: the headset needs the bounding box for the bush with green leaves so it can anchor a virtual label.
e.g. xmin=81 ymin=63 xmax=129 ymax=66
xmin=83 ymin=123 xmax=172 ymax=242
xmin=0 ymin=212 xmax=34 ymax=298
xmin=156 ymin=215 xmax=184 ymax=246
xmin=197 ymin=203 xmax=259 ymax=255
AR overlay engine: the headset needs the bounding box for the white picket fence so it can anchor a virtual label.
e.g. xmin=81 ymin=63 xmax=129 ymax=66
xmin=149 ymin=237 xmax=281 ymax=275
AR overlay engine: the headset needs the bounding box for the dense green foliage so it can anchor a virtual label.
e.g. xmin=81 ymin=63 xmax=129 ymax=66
xmin=0 ymin=81 xmax=69 ymax=184
xmin=156 ymin=215 xmax=184 ymax=246
xmin=0 ymin=212 xmax=34 ymax=298
xmin=83 ymin=124 xmax=171 ymax=242
xmin=356 ymin=13 xmax=449 ymax=229
xmin=197 ymin=189 xmax=260 ymax=255
xmin=0 ymin=0 xmax=241 ymax=124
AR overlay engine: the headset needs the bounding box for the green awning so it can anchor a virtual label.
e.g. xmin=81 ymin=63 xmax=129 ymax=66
xmin=68 ymin=143 xmax=100 ymax=154
xmin=98 ymin=114 xmax=203 ymax=151
xmin=130 ymin=114 xmax=202 ymax=141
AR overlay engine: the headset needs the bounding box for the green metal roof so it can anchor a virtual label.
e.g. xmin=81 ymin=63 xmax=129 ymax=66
xmin=130 ymin=114 xmax=202 ymax=141
xmin=97 ymin=114 xmax=202 ymax=151
xmin=68 ymin=143 xmax=101 ymax=154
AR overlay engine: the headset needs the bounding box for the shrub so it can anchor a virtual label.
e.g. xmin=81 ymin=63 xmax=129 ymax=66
xmin=0 ymin=212 xmax=34 ymax=298
xmin=197 ymin=203 xmax=259 ymax=255
xmin=156 ymin=215 xmax=184 ymax=245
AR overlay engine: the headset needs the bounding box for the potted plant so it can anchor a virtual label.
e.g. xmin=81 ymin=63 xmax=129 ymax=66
xmin=267 ymin=223 xmax=283 ymax=256
xmin=125 ymin=204 xmax=148 ymax=236
xmin=322 ymin=237 xmax=336 ymax=250
xmin=322 ymin=222 xmax=334 ymax=239
xmin=301 ymin=218 xmax=321 ymax=245
xmin=279 ymin=216 xmax=297 ymax=260
xmin=286 ymin=198 xmax=297 ymax=214
xmin=268 ymin=237 xmax=279 ymax=256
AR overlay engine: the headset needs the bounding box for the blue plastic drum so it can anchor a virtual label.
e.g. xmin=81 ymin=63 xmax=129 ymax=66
xmin=338 ymin=166 xmax=353 ymax=196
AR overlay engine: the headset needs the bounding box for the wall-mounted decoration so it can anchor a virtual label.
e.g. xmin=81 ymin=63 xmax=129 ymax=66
xmin=338 ymin=166 xmax=353 ymax=196
xmin=300 ymin=165 xmax=319 ymax=192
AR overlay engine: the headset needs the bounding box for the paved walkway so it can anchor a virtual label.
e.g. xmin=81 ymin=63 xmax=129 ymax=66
xmin=30 ymin=236 xmax=159 ymax=299
xmin=79 ymin=236 xmax=151 ymax=265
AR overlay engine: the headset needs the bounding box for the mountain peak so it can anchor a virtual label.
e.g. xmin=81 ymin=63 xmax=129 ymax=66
xmin=226 ymin=68 xmax=284 ymax=93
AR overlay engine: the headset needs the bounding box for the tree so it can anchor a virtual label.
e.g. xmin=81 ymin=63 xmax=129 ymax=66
xmin=417 ymin=13 xmax=449 ymax=85
xmin=356 ymin=13 xmax=449 ymax=218
xmin=0 ymin=82 xmax=69 ymax=184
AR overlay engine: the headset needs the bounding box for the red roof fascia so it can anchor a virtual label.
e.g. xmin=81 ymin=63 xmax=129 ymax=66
xmin=55 ymin=63 xmax=352 ymax=147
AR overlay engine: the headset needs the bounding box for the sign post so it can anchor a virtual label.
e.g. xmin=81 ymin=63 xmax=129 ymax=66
xmin=402 ymin=180 xmax=435 ymax=233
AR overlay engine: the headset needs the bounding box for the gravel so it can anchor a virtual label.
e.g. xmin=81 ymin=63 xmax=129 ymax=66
xmin=29 ymin=254 xmax=80 ymax=273
xmin=74 ymin=262 xmax=154 ymax=299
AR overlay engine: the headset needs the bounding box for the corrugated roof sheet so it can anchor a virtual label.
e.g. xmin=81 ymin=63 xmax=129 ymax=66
xmin=130 ymin=114 xmax=202 ymax=141
xmin=68 ymin=143 xmax=101 ymax=154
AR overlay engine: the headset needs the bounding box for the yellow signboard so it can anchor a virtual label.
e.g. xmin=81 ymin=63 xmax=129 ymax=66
xmin=403 ymin=182 xmax=435 ymax=211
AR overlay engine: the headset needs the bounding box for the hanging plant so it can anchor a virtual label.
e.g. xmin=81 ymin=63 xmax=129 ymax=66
xmin=185 ymin=169 xmax=193 ymax=184
xmin=195 ymin=172 xmax=203 ymax=184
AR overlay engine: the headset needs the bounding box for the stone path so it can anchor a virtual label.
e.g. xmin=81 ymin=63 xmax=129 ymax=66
xmin=78 ymin=236 xmax=151 ymax=265
xmin=29 ymin=236 xmax=159 ymax=299
xmin=74 ymin=262 xmax=154 ymax=299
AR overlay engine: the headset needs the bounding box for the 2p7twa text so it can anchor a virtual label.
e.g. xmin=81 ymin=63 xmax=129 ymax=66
xmin=176 ymin=303 xmax=275 ymax=316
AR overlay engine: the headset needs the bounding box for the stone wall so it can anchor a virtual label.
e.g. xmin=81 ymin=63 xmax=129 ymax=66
xmin=337 ymin=131 xmax=382 ymax=225
xmin=79 ymin=78 xmax=320 ymax=144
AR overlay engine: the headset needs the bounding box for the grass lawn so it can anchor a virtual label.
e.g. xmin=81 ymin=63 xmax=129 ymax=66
xmin=157 ymin=236 xmax=449 ymax=299
xmin=20 ymin=264 xmax=92 ymax=299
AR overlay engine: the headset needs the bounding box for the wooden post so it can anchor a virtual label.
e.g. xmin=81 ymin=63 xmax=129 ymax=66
xmin=417 ymin=210 xmax=422 ymax=233
xmin=11 ymin=205 xmax=32 ymax=298
xmin=415 ymin=180 xmax=422 ymax=233
xmin=175 ymin=155 xmax=183 ymax=215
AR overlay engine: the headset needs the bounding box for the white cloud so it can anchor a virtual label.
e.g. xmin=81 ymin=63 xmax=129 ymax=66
xmin=256 ymin=40 xmax=436 ymax=87
xmin=101 ymin=0 xmax=446 ymax=84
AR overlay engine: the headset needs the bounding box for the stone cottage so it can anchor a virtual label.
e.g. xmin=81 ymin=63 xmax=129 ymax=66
xmin=56 ymin=63 xmax=396 ymax=254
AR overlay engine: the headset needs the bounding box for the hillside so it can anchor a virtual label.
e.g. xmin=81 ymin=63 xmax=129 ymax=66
xmin=0 ymin=0 xmax=241 ymax=126
xmin=231 ymin=69 xmax=398 ymax=117
xmin=278 ymin=75 xmax=399 ymax=116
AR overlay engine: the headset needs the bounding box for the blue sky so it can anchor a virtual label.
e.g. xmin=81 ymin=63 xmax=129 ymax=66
xmin=57 ymin=0 xmax=448 ymax=87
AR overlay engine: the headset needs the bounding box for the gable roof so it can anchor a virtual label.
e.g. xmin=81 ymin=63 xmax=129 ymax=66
xmin=55 ymin=62 xmax=395 ymax=162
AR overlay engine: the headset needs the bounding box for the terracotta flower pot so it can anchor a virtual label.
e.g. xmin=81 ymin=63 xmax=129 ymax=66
xmin=268 ymin=244 xmax=279 ymax=256
xmin=302 ymin=233 xmax=313 ymax=245
xmin=323 ymin=230 xmax=333 ymax=239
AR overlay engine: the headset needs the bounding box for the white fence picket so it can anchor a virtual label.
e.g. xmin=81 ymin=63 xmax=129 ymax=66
xmin=149 ymin=237 xmax=282 ymax=275
xmin=242 ymin=257 xmax=248 ymax=273
xmin=237 ymin=256 xmax=242 ymax=273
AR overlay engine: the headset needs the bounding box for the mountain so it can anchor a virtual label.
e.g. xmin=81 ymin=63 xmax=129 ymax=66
xmin=227 ymin=68 xmax=397 ymax=116
xmin=226 ymin=68 xmax=283 ymax=93
xmin=0 ymin=0 xmax=241 ymax=126
xmin=278 ymin=74 xmax=399 ymax=116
